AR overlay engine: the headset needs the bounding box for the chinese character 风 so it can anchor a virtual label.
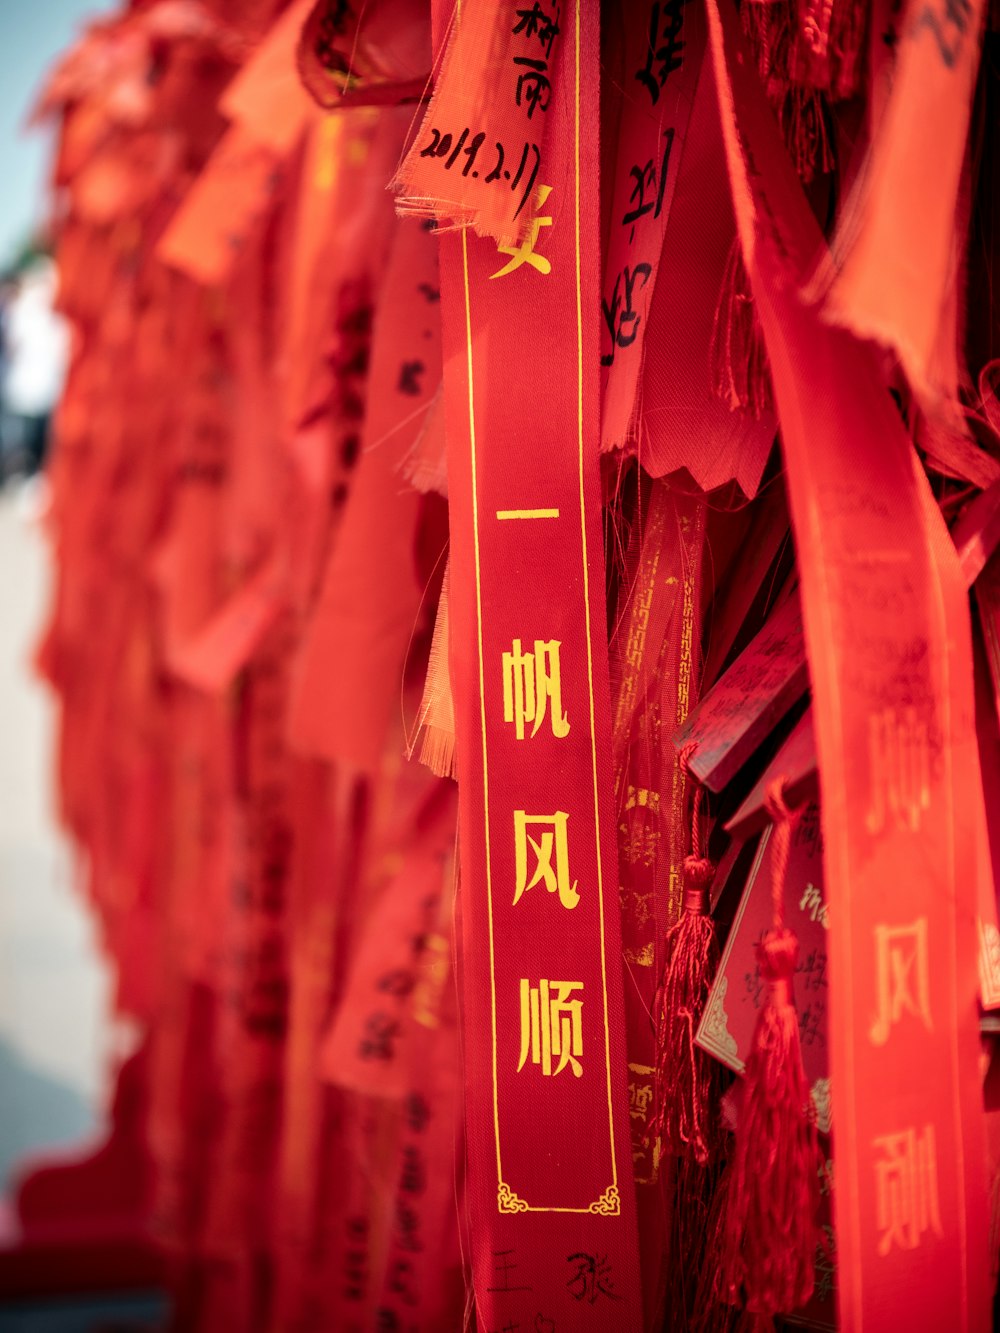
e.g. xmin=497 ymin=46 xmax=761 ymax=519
xmin=513 ymin=809 xmax=579 ymax=909
xmin=870 ymin=918 xmax=933 ymax=1046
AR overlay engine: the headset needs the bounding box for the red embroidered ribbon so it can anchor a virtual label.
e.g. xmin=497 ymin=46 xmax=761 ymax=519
xmin=434 ymin=0 xmax=643 ymax=1326
xmin=707 ymin=1 xmax=991 ymax=1326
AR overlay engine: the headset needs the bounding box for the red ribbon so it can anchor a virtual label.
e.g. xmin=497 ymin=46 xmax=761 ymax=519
xmin=434 ymin=0 xmax=644 ymax=1325
xmin=707 ymin=1 xmax=991 ymax=1325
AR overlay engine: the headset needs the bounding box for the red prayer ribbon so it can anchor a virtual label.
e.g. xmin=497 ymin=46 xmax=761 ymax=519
xmin=435 ymin=0 xmax=644 ymax=1325
xmin=707 ymin=1 xmax=991 ymax=1326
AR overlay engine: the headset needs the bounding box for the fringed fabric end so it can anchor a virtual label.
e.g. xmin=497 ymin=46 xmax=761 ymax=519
xmin=711 ymin=239 xmax=774 ymax=420
xmin=777 ymin=84 xmax=835 ymax=185
xmin=410 ymin=561 xmax=456 ymax=779
xmin=418 ymin=723 xmax=458 ymax=780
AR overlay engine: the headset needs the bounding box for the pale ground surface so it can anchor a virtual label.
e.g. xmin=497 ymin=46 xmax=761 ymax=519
xmin=0 ymin=483 xmax=111 ymax=1191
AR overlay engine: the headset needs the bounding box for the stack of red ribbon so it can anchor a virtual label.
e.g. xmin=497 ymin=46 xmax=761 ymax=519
xmin=22 ymin=0 xmax=1000 ymax=1328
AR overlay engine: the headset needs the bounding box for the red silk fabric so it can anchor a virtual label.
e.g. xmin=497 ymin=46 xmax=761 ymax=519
xmin=707 ymin=2 xmax=991 ymax=1327
xmin=436 ymin=0 xmax=644 ymax=1326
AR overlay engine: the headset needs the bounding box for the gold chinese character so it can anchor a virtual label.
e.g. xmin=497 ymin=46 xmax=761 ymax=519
xmin=628 ymin=1075 xmax=653 ymax=1122
xmin=518 ymin=978 xmax=583 ymax=1077
xmin=627 ymin=1062 xmax=660 ymax=1183
xmin=513 ymin=810 xmax=579 ymax=909
xmin=502 ymin=638 xmax=570 ymax=740
xmin=866 ymin=706 xmax=931 ymax=835
xmin=490 ymin=184 xmax=553 ymax=279
xmin=870 ymin=918 xmax=933 ymax=1045
xmin=873 ymin=1123 xmax=943 ymax=1255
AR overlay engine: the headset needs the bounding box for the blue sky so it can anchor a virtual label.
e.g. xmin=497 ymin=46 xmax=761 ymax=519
xmin=0 ymin=2 xmax=107 ymax=269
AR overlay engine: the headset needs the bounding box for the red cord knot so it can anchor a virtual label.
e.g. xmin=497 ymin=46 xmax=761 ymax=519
xmin=757 ymin=926 xmax=799 ymax=1007
xmin=682 ymin=855 xmax=714 ymax=914
xmin=763 ymin=777 xmax=792 ymax=825
xmin=678 ymin=740 xmax=699 ymax=777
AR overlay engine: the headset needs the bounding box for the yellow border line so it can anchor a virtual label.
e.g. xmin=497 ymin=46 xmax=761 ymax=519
xmin=496 ymin=508 xmax=560 ymax=520
xmin=461 ymin=0 xmax=615 ymax=1213
xmin=461 ymin=229 xmax=502 ymax=1187
xmin=453 ymin=0 xmax=500 ymax=1190
xmin=572 ymin=0 xmax=618 ymax=1195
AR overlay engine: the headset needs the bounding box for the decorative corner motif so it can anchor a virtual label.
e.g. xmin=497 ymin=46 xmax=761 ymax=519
xmin=498 ymin=1182 xmax=529 ymax=1213
xmin=698 ymin=976 xmax=740 ymax=1067
xmin=811 ymin=1077 xmax=832 ymax=1135
xmin=587 ymin=1185 xmax=620 ymax=1216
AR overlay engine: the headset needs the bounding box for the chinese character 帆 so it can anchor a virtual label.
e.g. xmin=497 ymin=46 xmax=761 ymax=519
xmin=502 ymin=637 xmax=569 ymax=738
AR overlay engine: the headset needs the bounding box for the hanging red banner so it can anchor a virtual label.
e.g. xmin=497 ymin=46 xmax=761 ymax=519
xmin=431 ymin=0 xmax=644 ymax=1326
xmin=705 ymin=2 xmax=991 ymax=1329
xmin=599 ymin=0 xmax=705 ymax=452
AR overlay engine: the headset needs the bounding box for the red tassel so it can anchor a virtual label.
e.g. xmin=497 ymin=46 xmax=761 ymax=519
xmin=650 ymin=744 xmax=723 ymax=1167
xmin=745 ymin=0 xmax=867 ymax=98
xmin=777 ymin=85 xmax=834 ymax=185
xmin=651 ymin=746 xmax=728 ymax=1333
xmin=741 ymin=0 xmax=794 ymax=91
xmin=791 ymin=0 xmax=869 ymax=100
xmin=710 ymin=240 xmax=774 ymax=420
xmin=651 ymin=855 xmax=721 ymax=1166
xmin=720 ymin=783 xmax=822 ymax=1319
xmin=691 ymin=1164 xmax=764 ymax=1333
xmin=741 ymin=0 xmax=858 ymax=186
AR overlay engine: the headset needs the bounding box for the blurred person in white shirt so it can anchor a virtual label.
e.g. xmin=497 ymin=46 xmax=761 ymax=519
xmin=2 ymin=257 xmax=69 ymax=480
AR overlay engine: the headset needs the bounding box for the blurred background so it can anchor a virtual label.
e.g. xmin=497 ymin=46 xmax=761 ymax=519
xmin=0 ymin=0 xmax=118 ymax=1310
